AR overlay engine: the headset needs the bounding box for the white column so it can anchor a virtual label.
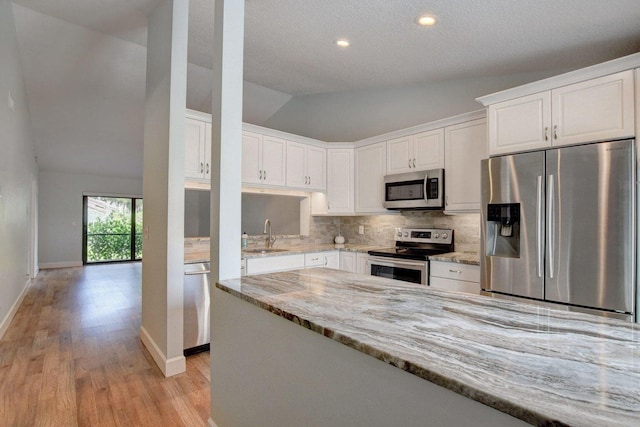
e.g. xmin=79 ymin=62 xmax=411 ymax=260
xmin=210 ymin=0 xmax=244 ymax=282
xmin=140 ymin=0 xmax=189 ymax=377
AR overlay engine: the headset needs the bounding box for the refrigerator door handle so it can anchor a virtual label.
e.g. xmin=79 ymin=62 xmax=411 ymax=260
xmin=547 ymin=174 xmax=555 ymax=279
xmin=536 ymin=175 xmax=543 ymax=278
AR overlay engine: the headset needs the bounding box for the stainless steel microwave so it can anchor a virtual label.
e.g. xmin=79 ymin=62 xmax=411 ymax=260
xmin=383 ymin=169 xmax=444 ymax=210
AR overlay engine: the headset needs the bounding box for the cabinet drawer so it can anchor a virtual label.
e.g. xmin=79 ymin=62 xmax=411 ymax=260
xmin=430 ymin=276 xmax=481 ymax=295
xmin=430 ymin=261 xmax=480 ymax=282
xmin=305 ymin=252 xmax=324 ymax=267
xmin=246 ymin=254 xmax=305 ymax=275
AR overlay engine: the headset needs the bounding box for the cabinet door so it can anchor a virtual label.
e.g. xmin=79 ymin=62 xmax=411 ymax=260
xmin=324 ymin=251 xmax=340 ymax=269
xmin=326 ymin=149 xmax=354 ymax=214
xmin=355 ymin=142 xmax=387 ymax=213
xmin=413 ymin=129 xmax=444 ymax=170
xmin=636 ymin=68 xmax=640 ymax=140
xmin=185 ymin=118 xmax=206 ymax=180
xmin=261 ymin=136 xmax=286 ymax=186
xmin=551 ymin=70 xmax=635 ymax=147
xmin=386 ymin=136 xmax=412 ymax=174
xmin=340 ymin=252 xmax=357 ymax=272
xmin=242 ymin=131 xmax=262 ymax=184
xmin=444 ymin=119 xmax=487 ymax=212
xmin=204 ymin=123 xmax=212 ymax=180
xmin=286 ymin=141 xmax=307 ymax=188
xmin=488 ymin=91 xmax=551 ymax=156
xmin=306 ymin=145 xmax=326 ymax=191
xmin=356 ymin=253 xmax=370 ymax=275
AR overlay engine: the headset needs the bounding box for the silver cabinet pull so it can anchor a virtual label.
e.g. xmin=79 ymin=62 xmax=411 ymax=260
xmin=264 ymin=170 xmax=267 ymax=180
xmin=413 ymin=158 xmax=416 ymax=168
xmin=324 ymin=257 xmax=328 ymax=266
xmin=308 ymin=176 xmax=311 ymax=185
xmin=553 ymin=125 xmax=558 ymax=140
xmin=200 ymin=162 xmax=204 ymax=173
xmin=206 ymin=163 xmax=209 ymax=174
xmin=408 ymin=158 xmax=412 ymax=168
xmin=449 ymin=269 xmax=462 ymax=274
xmin=259 ymin=170 xmax=263 ymax=179
xmin=544 ymin=127 xmax=548 ymax=141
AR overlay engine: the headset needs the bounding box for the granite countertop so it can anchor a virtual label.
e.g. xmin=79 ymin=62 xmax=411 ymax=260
xmin=428 ymin=251 xmax=480 ymax=266
xmin=242 ymin=243 xmax=384 ymax=259
xmin=217 ymin=268 xmax=640 ymax=426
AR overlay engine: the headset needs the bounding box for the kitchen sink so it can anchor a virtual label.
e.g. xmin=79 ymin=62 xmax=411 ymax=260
xmin=243 ymin=248 xmax=288 ymax=254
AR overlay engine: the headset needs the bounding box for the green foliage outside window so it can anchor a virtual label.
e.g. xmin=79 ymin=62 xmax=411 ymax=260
xmin=86 ymin=211 xmax=133 ymax=262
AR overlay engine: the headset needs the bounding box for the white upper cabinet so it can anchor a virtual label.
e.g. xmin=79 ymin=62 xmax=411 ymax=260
xmin=444 ymin=119 xmax=487 ymax=213
xmin=487 ymin=70 xmax=635 ymax=156
xmin=355 ymin=142 xmax=387 ymax=213
xmin=325 ymin=149 xmax=354 ymax=214
xmin=488 ymin=92 xmax=551 ymax=155
xmin=387 ymin=129 xmax=444 ymax=174
xmin=551 ymin=70 xmax=635 ymax=146
xmin=286 ymin=141 xmax=326 ymax=191
xmin=242 ymin=131 xmax=286 ymax=186
xmin=184 ymin=118 xmax=210 ymax=181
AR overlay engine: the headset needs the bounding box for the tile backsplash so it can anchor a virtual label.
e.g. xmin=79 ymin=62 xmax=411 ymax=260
xmin=337 ymin=211 xmax=480 ymax=253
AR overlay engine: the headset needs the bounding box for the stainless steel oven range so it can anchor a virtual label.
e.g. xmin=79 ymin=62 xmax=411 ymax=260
xmin=367 ymin=228 xmax=454 ymax=285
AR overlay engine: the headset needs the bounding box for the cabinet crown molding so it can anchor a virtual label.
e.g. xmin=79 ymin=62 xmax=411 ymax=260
xmin=476 ymin=52 xmax=640 ymax=106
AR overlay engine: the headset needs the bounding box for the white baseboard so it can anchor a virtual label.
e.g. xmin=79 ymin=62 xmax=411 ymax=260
xmin=139 ymin=326 xmax=186 ymax=377
xmin=208 ymin=418 xmax=218 ymax=427
xmin=0 ymin=278 xmax=31 ymax=340
xmin=39 ymin=261 xmax=82 ymax=269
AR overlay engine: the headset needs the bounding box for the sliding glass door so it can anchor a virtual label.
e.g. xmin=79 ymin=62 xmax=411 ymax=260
xmin=83 ymin=196 xmax=143 ymax=264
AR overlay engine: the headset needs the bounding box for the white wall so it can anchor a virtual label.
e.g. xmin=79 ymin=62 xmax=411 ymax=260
xmin=38 ymin=171 xmax=143 ymax=267
xmin=264 ymin=71 xmax=565 ymax=142
xmin=0 ymin=0 xmax=38 ymax=337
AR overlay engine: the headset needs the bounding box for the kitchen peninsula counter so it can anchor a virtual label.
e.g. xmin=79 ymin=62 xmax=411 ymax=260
xmin=213 ymin=268 xmax=639 ymax=427
xmin=241 ymin=243 xmax=383 ymax=259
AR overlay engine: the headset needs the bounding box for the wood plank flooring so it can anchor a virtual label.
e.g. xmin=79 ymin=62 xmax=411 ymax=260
xmin=0 ymin=263 xmax=211 ymax=426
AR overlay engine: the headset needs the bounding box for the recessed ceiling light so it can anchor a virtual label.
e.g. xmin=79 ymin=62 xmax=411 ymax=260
xmin=336 ymin=39 xmax=350 ymax=48
xmin=415 ymin=15 xmax=436 ymax=26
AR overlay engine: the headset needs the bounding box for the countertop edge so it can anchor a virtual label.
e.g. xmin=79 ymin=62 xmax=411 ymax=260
xmin=215 ymin=279 xmax=557 ymax=426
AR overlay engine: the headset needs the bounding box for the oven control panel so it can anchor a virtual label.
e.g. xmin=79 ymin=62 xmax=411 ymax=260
xmin=395 ymin=228 xmax=453 ymax=244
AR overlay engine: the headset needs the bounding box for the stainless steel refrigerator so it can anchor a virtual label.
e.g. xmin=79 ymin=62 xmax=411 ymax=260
xmin=481 ymin=139 xmax=636 ymax=320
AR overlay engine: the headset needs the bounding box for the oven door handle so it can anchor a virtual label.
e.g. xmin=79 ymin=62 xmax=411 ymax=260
xmin=367 ymin=258 xmax=426 ymax=269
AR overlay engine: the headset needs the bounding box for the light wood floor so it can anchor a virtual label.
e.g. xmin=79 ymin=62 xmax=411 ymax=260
xmin=0 ymin=263 xmax=211 ymax=426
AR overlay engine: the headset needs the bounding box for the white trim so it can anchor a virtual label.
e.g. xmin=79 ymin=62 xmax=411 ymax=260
xmin=186 ymin=108 xmax=213 ymax=122
xmin=208 ymin=418 xmax=218 ymax=427
xmin=139 ymin=326 xmax=186 ymax=377
xmin=0 ymin=278 xmax=31 ymax=340
xmin=353 ymin=110 xmax=486 ymax=147
xmin=242 ymin=122 xmax=327 ymax=147
xmin=82 ymin=191 xmax=144 ymax=198
xmin=39 ymin=261 xmax=83 ymax=269
xmin=477 ymin=52 xmax=640 ymax=106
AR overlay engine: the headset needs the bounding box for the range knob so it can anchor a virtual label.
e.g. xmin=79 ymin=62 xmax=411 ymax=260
xmin=433 ymin=233 xmax=440 ymax=238
xmin=442 ymin=233 xmax=448 ymax=239
xmin=397 ymin=231 xmax=402 ymax=237
xmin=403 ymin=231 xmax=409 ymax=237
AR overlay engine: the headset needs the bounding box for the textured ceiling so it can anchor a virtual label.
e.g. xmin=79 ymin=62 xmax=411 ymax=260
xmin=10 ymin=0 xmax=640 ymax=178
xmin=15 ymin=0 xmax=640 ymax=96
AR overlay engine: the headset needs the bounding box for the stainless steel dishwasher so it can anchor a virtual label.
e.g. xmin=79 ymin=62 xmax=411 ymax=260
xmin=183 ymin=262 xmax=210 ymax=355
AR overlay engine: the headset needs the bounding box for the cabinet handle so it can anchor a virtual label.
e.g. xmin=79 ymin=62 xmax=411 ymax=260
xmin=264 ymin=170 xmax=267 ymax=180
xmin=449 ymin=269 xmax=462 ymax=274
xmin=259 ymin=170 xmax=263 ymax=179
xmin=544 ymin=127 xmax=549 ymax=141
xmin=206 ymin=163 xmax=209 ymax=174
xmin=308 ymin=176 xmax=311 ymax=185
xmin=324 ymin=257 xmax=328 ymax=266
xmin=408 ymin=159 xmax=412 ymax=168
xmin=553 ymin=125 xmax=558 ymax=140
xmin=200 ymin=162 xmax=204 ymax=173
xmin=413 ymin=158 xmax=416 ymax=168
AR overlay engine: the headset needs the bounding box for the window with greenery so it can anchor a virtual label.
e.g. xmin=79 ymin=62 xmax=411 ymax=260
xmin=83 ymin=196 xmax=143 ymax=264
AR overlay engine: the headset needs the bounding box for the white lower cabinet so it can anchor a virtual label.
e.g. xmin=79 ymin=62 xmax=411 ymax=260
xmin=340 ymin=251 xmax=357 ymax=273
xmin=429 ymin=261 xmax=480 ymax=295
xmin=245 ymin=254 xmax=305 ymax=275
xmin=305 ymin=251 xmax=339 ymax=269
xmin=356 ymin=253 xmax=370 ymax=275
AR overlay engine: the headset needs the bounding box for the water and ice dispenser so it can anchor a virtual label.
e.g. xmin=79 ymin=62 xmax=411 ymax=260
xmin=485 ymin=203 xmax=520 ymax=258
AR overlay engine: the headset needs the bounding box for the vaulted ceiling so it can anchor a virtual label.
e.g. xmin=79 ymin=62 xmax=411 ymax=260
xmin=11 ymin=0 xmax=640 ymax=177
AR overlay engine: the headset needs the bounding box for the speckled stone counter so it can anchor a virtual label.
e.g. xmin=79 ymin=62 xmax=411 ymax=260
xmin=428 ymin=251 xmax=480 ymax=265
xmin=241 ymin=243 xmax=384 ymax=259
xmin=217 ymin=268 xmax=640 ymax=426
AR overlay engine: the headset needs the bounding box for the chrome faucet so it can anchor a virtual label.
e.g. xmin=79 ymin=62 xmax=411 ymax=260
xmin=263 ymin=218 xmax=276 ymax=248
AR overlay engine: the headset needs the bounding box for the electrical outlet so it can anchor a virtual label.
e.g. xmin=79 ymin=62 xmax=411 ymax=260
xmin=358 ymin=225 xmax=364 ymax=235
